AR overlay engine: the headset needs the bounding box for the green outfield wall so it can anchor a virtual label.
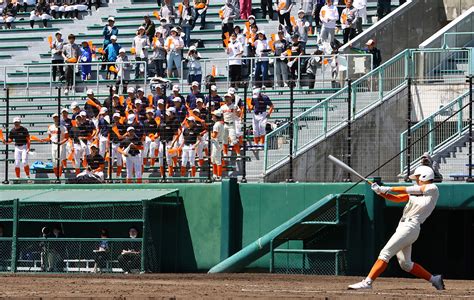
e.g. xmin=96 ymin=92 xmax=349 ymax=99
xmin=0 ymin=182 xmax=473 ymax=277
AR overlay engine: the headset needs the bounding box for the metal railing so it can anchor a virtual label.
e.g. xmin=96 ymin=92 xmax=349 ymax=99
xmin=400 ymin=90 xmax=471 ymax=173
xmin=263 ymin=48 xmax=472 ymax=175
xmin=0 ymin=61 xmax=148 ymax=97
xmin=443 ymin=32 xmax=474 ymax=49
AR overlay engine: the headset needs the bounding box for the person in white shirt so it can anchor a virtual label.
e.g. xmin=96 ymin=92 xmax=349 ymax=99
xmin=44 ymin=114 xmax=69 ymax=178
xmin=254 ymin=30 xmax=270 ymax=88
xmin=319 ymin=0 xmax=338 ymax=44
xmin=340 ymin=0 xmax=358 ymax=44
xmin=352 ymin=0 xmax=367 ymax=26
xmin=132 ymin=26 xmax=150 ymax=79
xmin=226 ymin=32 xmax=244 ymax=88
xmin=348 ymin=166 xmax=445 ymax=291
xmin=220 ymin=94 xmax=241 ymax=157
xmin=165 ymin=28 xmax=185 ymax=78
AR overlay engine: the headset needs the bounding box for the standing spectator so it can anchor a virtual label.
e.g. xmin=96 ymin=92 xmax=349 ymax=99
xmin=306 ymin=49 xmax=323 ymax=88
xmin=185 ymin=46 xmax=202 ymax=85
xmin=102 ymin=17 xmax=118 ymax=48
xmin=239 ymin=0 xmax=251 ymax=19
xmin=3 ymin=117 xmax=31 ymax=179
xmin=288 ymin=33 xmax=304 ymax=80
xmin=105 ymin=35 xmax=121 ymax=80
xmin=51 ymin=31 xmax=65 ymax=82
xmin=205 ymin=85 xmax=223 ymax=105
xmin=158 ymin=17 xmax=172 ymax=38
xmin=180 ymin=116 xmax=200 ymax=177
xmin=210 ymin=110 xmax=224 ymax=180
xmin=260 ymin=0 xmax=272 ymax=20
xmin=350 ymin=39 xmax=382 ymax=68
xmin=276 ymin=0 xmax=292 ymax=33
xmin=92 ymin=229 xmax=109 ymax=273
xmin=179 ymin=0 xmax=195 ymax=48
xmin=29 ymin=0 xmax=51 ymax=28
xmin=352 ymin=0 xmax=367 ymax=26
xmin=43 ymin=113 xmax=69 ymax=178
xmin=220 ymin=0 xmax=236 ymax=47
xmin=377 ymin=0 xmax=391 ymax=20
xmin=97 ymin=108 xmax=110 ymax=157
xmin=84 ymin=89 xmax=101 ymax=119
xmin=160 ymin=0 xmax=177 ymax=24
xmin=319 ymin=0 xmax=338 ymax=44
xmin=294 ymin=9 xmax=310 ymax=51
xmin=80 ymin=41 xmax=93 ymax=81
xmin=165 ymin=28 xmax=184 ymax=78
xmin=227 ymin=32 xmax=244 ymax=88
xmin=132 ymin=26 xmax=150 ymax=79
xmin=299 ymin=0 xmax=314 ymax=33
xmin=111 ymin=112 xmax=126 ymax=177
xmin=254 ymin=31 xmax=270 ymax=88
xmin=273 ymin=30 xmax=289 ymax=87
xmin=1 ymin=0 xmax=17 ymax=29
xmin=143 ymin=15 xmax=156 ymax=44
xmin=116 ymin=48 xmax=131 ymax=93
xmin=151 ymin=30 xmax=167 ymax=77
xmin=312 ymin=0 xmax=325 ymax=31
xmin=119 ymin=127 xmax=144 ymax=184
xmin=193 ymin=0 xmax=208 ymax=30
xmin=186 ymin=81 xmax=204 ymax=109
xmin=341 ymin=0 xmax=358 ymax=44
xmin=250 ymin=88 xmax=273 ymax=145
xmin=62 ymin=34 xmax=80 ymax=95
xmin=118 ymin=227 xmax=141 ymax=274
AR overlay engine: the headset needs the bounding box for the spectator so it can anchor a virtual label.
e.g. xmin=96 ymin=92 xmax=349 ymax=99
xmin=172 ymin=97 xmax=187 ymax=123
xmin=185 ymin=46 xmax=202 ymax=85
xmin=340 ymin=0 xmax=358 ymax=44
xmin=273 ymin=30 xmax=289 ymax=87
xmin=3 ymin=117 xmax=30 ymax=179
xmin=143 ymin=108 xmax=160 ymax=166
xmin=179 ymin=0 xmax=195 ymax=48
xmin=180 ymin=116 xmax=200 ymax=177
xmin=50 ymin=31 xmax=65 ymax=82
xmin=160 ymin=0 xmax=177 ymax=24
xmin=288 ymin=33 xmax=304 ymax=81
xmin=151 ymin=30 xmax=167 ymax=78
xmin=350 ymin=39 xmax=381 ymax=68
xmin=319 ymin=0 xmax=338 ymax=44
xmin=193 ymin=0 xmax=208 ymax=30
xmin=306 ymin=49 xmax=323 ymax=89
xmin=132 ymin=26 xmax=150 ymax=79
xmin=294 ymin=9 xmax=310 ymax=51
xmin=60 ymin=108 xmax=73 ymax=133
xmin=157 ymin=17 xmax=172 ymax=38
xmin=276 ymin=0 xmax=292 ymax=34
xmin=62 ymin=34 xmax=80 ymax=95
xmin=50 ymin=0 xmax=65 ymax=19
xmin=377 ymin=0 xmax=391 ymax=20
xmin=43 ymin=114 xmax=69 ymax=177
xmin=186 ymin=81 xmax=204 ymax=109
xmin=80 ymin=41 xmax=93 ymax=81
xmin=227 ymin=32 xmax=244 ymax=87
xmin=221 ymin=93 xmax=240 ymax=157
xmin=29 ymin=0 xmax=51 ymax=28
xmin=234 ymin=25 xmax=246 ymax=46
xmin=254 ymin=30 xmax=270 ymax=88
xmin=210 ymin=110 xmax=224 ymax=180
xmin=1 ymin=0 xmax=17 ymax=29
xmin=239 ymin=0 xmax=251 ymax=19
xmin=105 ymin=35 xmax=121 ymax=80
xmin=205 ymin=85 xmax=223 ymax=104
xmin=70 ymin=102 xmax=81 ymax=120
xmin=84 ymin=89 xmax=101 ymax=119
xmin=220 ymin=0 xmax=236 ymax=47
xmin=92 ymin=229 xmax=109 ymax=273
xmin=143 ymin=15 xmax=156 ymax=44
xmin=77 ymin=143 xmax=105 ymax=180
xmin=260 ymin=0 xmax=272 ymax=20
xmin=421 ymin=152 xmax=443 ymax=182
xmin=97 ymin=108 xmax=110 ymax=157
xmin=250 ymin=88 xmax=273 ymax=145
xmin=116 ymin=48 xmax=131 ymax=94
xmin=352 ymin=0 xmax=367 ymax=26
xmin=167 ymin=85 xmax=183 ymax=106
xmin=119 ymin=126 xmax=143 ymax=184
xmin=165 ymin=28 xmax=184 ymax=78
xmin=102 ymin=17 xmax=118 ymax=48
xmin=312 ymin=0 xmax=325 ymax=30
xmin=299 ymin=0 xmax=314 ymax=33
xmin=117 ymin=227 xmax=141 ymax=274
xmin=87 ymin=0 xmax=100 ymax=11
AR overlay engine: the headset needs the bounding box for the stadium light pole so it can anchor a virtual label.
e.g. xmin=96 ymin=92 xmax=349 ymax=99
xmin=2 ymin=88 xmax=9 ymax=184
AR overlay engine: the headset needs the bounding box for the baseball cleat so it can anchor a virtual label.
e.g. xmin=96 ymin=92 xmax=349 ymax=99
xmin=431 ymin=275 xmax=445 ymax=290
xmin=348 ymin=279 xmax=372 ymax=290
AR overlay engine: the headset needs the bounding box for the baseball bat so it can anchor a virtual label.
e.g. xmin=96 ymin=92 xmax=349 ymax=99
xmin=328 ymin=155 xmax=373 ymax=185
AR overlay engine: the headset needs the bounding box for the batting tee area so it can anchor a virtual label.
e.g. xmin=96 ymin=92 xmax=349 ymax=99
xmin=0 ymin=180 xmax=473 ymax=279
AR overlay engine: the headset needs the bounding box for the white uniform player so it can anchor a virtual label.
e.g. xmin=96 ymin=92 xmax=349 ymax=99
xmin=211 ymin=110 xmax=224 ymax=180
xmin=348 ymin=166 xmax=445 ymax=291
xmin=228 ymin=88 xmax=243 ymax=144
xmin=46 ymin=113 xmax=69 ymax=177
xmin=119 ymin=127 xmax=143 ymax=184
xmin=221 ymin=93 xmax=240 ymax=157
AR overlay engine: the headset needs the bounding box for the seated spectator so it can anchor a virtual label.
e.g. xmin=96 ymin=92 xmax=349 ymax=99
xmin=80 ymin=41 xmax=93 ymax=81
xmin=105 ymin=35 xmax=121 ymax=80
xmin=30 ymin=0 xmax=52 ymax=28
xmin=143 ymin=15 xmax=156 ymax=43
xmin=92 ymin=229 xmax=109 ymax=273
xmin=132 ymin=26 xmax=150 ymax=79
xmin=50 ymin=0 xmax=65 ymax=19
xmin=185 ymin=46 xmax=202 ymax=85
xmin=226 ymin=32 xmax=244 ymax=87
xmin=65 ymin=0 xmax=87 ymax=19
xmin=102 ymin=16 xmax=118 ymax=48
xmin=77 ymin=143 xmax=105 ymax=180
xmin=151 ymin=30 xmax=167 ymax=78
xmin=193 ymin=0 xmax=208 ymax=30
xmin=62 ymin=34 xmax=80 ymax=95
xmin=273 ymin=30 xmax=289 ymax=87
xmin=186 ymin=81 xmax=204 ymax=109
xmin=116 ymin=48 xmax=131 ymax=94
xmin=0 ymin=0 xmax=16 ymax=29
xmin=220 ymin=0 xmax=236 ymax=48
xmin=179 ymin=0 xmax=195 ymax=47
xmin=51 ymin=31 xmax=65 ymax=82
xmin=165 ymin=28 xmax=184 ymax=78
xmin=160 ymin=0 xmax=177 ymax=24
xmin=118 ymin=227 xmax=141 ymax=274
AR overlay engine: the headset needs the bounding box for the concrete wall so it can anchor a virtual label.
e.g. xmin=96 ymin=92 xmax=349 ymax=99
xmin=442 ymin=0 xmax=474 ymax=20
xmin=265 ymin=87 xmax=409 ymax=182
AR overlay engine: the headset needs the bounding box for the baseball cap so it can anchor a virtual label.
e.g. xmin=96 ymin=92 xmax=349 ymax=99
xmin=13 ymin=117 xmax=21 ymax=123
xmin=86 ymin=89 xmax=94 ymax=95
xmin=298 ymin=9 xmax=305 ymax=14
xmin=110 ymin=35 xmax=117 ymax=40
xmin=366 ymin=39 xmax=375 ymax=46
xmin=210 ymin=85 xmax=217 ymax=91
xmin=248 ymin=15 xmax=255 ymax=19
xmin=224 ymin=93 xmax=232 ymax=99
xmin=100 ymin=107 xmax=108 ymax=114
xmin=113 ymin=112 xmax=121 ymax=118
xmin=127 ymin=87 xmax=135 ymax=93
xmin=90 ymin=143 xmax=98 ymax=149
xmin=79 ymin=111 xmax=87 ymax=117
xmin=127 ymin=126 xmax=135 ymax=132
xmin=61 ymin=108 xmax=68 ymax=113
xmin=212 ymin=110 xmax=222 ymax=117
xmin=187 ymin=116 xmax=195 ymax=122
xmin=257 ymin=30 xmax=265 ymax=35
xmin=119 ymin=48 xmax=126 ymax=54
xmin=137 ymin=87 xmax=144 ymax=93
xmin=157 ymin=99 xmax=165 ymax=105
xmin=146 ymin=108 xmax=154 ymax=113
xmin=71 ymin=101 xmax=78 ymax=109
xmin=253 ymin=88 xmax=261 ymax=96
xmin=171 ymin=28 xmax=179 ymax=33
xmin=172 ymin=97 xmax=181 ymax=103
xmin=228 ymin=87 xmax=236 ymax=94
xmin=193 ymin=108 xmax=200 ymax=114
xmin=138 ymin=26 xmax=145 ymax=31
xmin=107 ymin=16 xmax=115 ymax=21
xmin=172 ymin=85 xmax=180 ymax=92
xmin=127 ymin=114 xmax=136 ymax=124
xmin=55 ymin=31 xmax=62 ymax=36
xmin=196 ymin=98 xmax=203 ymax=103
xmin=112 ymin=94 xmax=120 ymax=98
xmin=135 ymin=99 xmax=143 ymax=105
xmin=191 ymin=81 xmax=199 ymax=87
xmin=167 ymin=107 xmax=176 ymax=114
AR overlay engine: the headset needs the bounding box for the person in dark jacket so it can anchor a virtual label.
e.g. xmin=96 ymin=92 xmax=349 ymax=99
xmin=102 ymin=16 xmax=118 ymax=48
xmin=118 ymin=227 xmax=141 ymax=274
xmin=1 ymin=0 xmax=17 ymax=29
xmin=29 ymin=0 xmax=52 ymax=28
xmin=350 ymin=39 xmax=382 ymax=69
xmin=142 ymin=15 xmax=156 ymax=43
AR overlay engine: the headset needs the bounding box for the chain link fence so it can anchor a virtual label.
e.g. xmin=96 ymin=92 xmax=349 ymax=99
xmin=272 ymin=249 xmax=346 ymax=275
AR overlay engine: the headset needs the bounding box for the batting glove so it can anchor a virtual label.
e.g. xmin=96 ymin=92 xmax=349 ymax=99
xmin=378 ymin=185 xmax=391 ymax=194
xmin=371 ymin=183 xmax=381 ymax=194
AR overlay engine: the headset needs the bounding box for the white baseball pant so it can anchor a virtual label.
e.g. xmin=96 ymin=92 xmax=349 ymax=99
xmin=223 ymin=123 xmax=237 ymax=146
xmin=98 ymin=135 xmax=108 ymax=157
xmin=378 ymin=220 xmax=420 ymax=272
xmin=235 ymin=119 xmax=243 ymax=137
xmin=50 ymin=5 xmax=66 ymax=12
xmin=157 ymin=141 xmax=174 ymax=167
xmin=125 ymin=154 xmax=142 ymax=179
xmin=211 ymin=141 xmax=222 ymax=165
xmin=143 ymin=136 xmax=159 ymax=160
xmin=51 ymin=144 xmax=66 ymax=165
xmin=181 ymin=144 xmax=196 ymax=167
xmin=29 ymin=11 xmax=52 ymax=21
xmin=0 ymin=16 xmax=15 ymax=23
xmin=14 ymin=145 xmax=28 ymax=168
xmin=73 ymin=143 xmax=86 ymax=168
xmin=196 ymin=136 xmax=205 ymax=160
xmin=252 ymin=112 xmax=267 ymax=137
xmin=111 ymin=142 xmax=123 ymax=166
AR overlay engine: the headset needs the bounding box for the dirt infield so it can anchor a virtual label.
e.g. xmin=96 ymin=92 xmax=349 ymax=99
xmin=1 ymin=273 xmax=473 ymax=299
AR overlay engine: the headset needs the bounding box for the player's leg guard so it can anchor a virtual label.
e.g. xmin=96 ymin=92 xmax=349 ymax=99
xmin=191 ymin=166 xmax=196 ymax=177
xmin=180 ymin=166 xmax=186 ymax=177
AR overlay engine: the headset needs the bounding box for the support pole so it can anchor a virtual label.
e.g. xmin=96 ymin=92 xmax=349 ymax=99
xmin=405 ymin=77 xmax=412 ymax=182
xmin=346 ymin=79 xmax=352 ymax=182
xmin=206 ymin=83 xmax=212 ymax=183
xmin=107 ymin=86 xmax=114 ymax=182
xmin=286 ymin=80 xmax=295 ymax=183
xmin=241 ymin=82 xmax=248 ymax=183
xmin=468 ymin=75 xmax=473 ymax=182
xmin=3 ymin=88 xmax=9 ymax=184
xmin=55 ymin=87 xmax=61 ymax=183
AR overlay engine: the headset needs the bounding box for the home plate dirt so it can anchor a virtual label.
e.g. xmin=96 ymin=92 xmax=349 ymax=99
xmin=1 ymin=273 xmax=473 ymax=299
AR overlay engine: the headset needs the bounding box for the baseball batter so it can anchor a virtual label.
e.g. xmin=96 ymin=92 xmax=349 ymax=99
xmin=348 ymin=166 xmax=445 ymax=290
xmin=3 ymin=117 xmax=31 ymax=179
